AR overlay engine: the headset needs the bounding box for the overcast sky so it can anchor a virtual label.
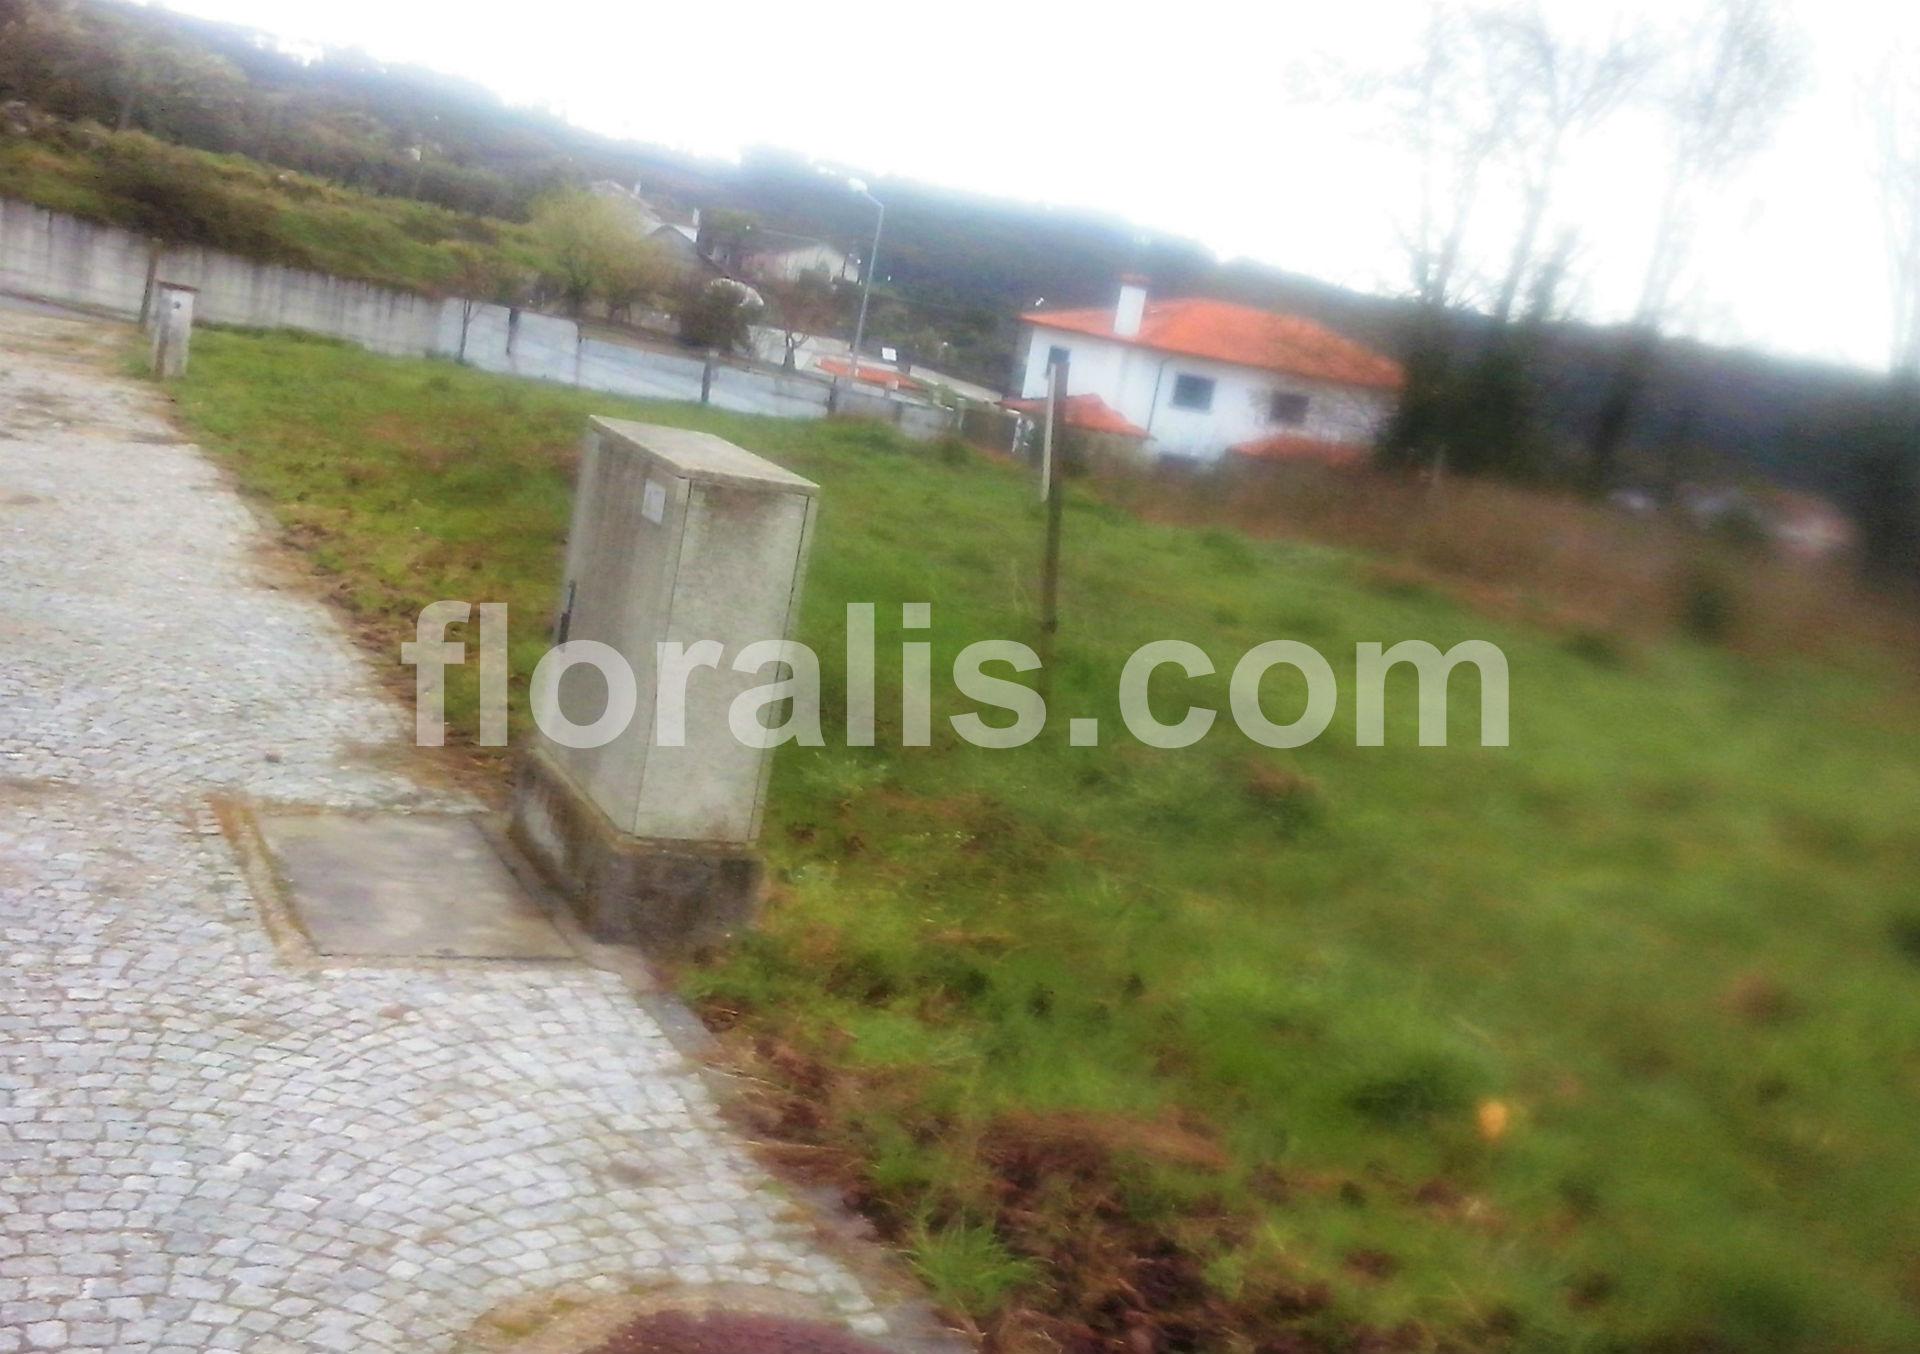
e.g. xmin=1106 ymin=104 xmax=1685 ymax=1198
xmin=147 ymin=0 xmax=1918 ymax=372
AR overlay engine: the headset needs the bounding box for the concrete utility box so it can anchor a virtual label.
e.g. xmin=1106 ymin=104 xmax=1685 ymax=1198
xmin=147 ymin=281 xmax=196 ymax=379
xmin=510 ymin=417 xmax=818 ymax=951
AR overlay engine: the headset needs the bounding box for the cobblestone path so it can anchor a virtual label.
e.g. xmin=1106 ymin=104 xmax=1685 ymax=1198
xmin=0 ymin=309 xmax=891 ymax=1352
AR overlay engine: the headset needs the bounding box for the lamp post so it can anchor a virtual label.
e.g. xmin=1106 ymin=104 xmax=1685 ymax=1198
xmin=846 ymin=179 xmax=883 ymax=381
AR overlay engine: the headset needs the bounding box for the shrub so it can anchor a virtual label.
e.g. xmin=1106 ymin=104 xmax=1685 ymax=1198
xmin=907 ymin=1220 xmax=1037 ymax=1317
xmin=1347 ymin=1056 xmax=1476 ymax=1127
xmin=1888 ymin=913 xmax=1920 ymax=965
xmin=1679 ymin=560 xmax=1740 ymax=643
xmin=1563 ymin=628 xmax=1631 ymax=667
xmin=675 ymin=277 xmax=761 ymax=353
xmin=97 ymin=146 xmax=279 ymax=257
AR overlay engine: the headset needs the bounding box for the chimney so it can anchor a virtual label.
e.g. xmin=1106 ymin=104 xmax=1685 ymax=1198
xmin=1114 ymin=275 xmax=1148 ymax=339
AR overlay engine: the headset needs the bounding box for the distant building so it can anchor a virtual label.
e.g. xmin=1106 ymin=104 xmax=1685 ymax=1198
xmin=813 ymin=356 xmax=925 ymax=393
xmin=1766 ymin=490 xmax=1855 ymax=559
xmin=733 ymin=230 xmax=858 ymax=285
xmin=1003 ymin=392 xmax=1152 ymax=468
xmin=587 ymin=181 xmax=714 ymax=278
xmin=1015 ymin=278 xmax=1402 ymax=464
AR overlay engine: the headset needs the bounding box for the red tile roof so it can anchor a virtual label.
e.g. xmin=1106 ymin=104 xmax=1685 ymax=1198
xmin=1021 ymin=297 xmax=1403 ymax=391
xmin=1003 ymin=393 xmax=1149 ymax=439
xmin=1229 ymin=433 xmax=1370 ymax=466
xmin=816 ymin=357 xmax=925 ymax=391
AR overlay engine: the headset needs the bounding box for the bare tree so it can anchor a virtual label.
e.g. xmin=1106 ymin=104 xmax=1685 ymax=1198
xmin=438 ymin=242 xmax=529 ymax=362
xmin=1480 ymin=6 xmax=1649 ymax=323
xmin=1634 ymin=0 xmax=1801 ymax=327
xmin=1380 ymin=3 xmax=1643 ymax=482
xmin=758 ymin=269 xmax=846 ymax=372
xmin=1871 ymin=51 xmax=1920 ymax=376
xmin=1587 ymin=0 xmax=1802 ymax=485
xmin=1387 ymin=3 xmax=1643 ymax=318
xmin=1397 ymin=4 xmax=1511 ymax=311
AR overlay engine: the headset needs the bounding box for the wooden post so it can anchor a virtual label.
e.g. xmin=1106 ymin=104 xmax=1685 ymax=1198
xmin=700 ymin=350 xmax=716 ymax=405
xmin=1038 ymin=373 xmax=1055 ymax=503
xmin=1038 ymin=357 xmax=1068 ymax=690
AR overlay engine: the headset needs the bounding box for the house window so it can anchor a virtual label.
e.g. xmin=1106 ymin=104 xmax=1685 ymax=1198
xmin=1269 ymin=391 xmax=1310 ymax=426
xmin=1045 ymin=344 xmax=1071 ymax=372
xmin=1170 ymin=374 xmax=1215 ymax=412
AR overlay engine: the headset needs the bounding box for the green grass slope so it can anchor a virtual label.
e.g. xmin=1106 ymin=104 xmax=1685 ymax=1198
xmin=170 ymin=329 xmax=1920 ymax=1352
xmin=0 ymin=126 xmax=536 ymax=293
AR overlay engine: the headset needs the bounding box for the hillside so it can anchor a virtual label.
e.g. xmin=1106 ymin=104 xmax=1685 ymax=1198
xmin=167 ymin=325 xmax=1920 ymax=1352
xmin=0 ymin=121 xmax=542 ymax=294
xmin=0 ymin=0 xmax=1894 ymax=498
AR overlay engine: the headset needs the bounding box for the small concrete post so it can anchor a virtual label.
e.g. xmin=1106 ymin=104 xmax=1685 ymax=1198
xmin=148 ymin=282 xmax=197 ymax=380
xmin=510 ymin=418 xmax=818 ymax=952
xmin=700 ymin=349 xmax=716 ymax=405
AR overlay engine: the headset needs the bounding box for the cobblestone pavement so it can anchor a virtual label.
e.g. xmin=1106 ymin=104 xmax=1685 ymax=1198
xmin=0 ymin=309 xmax=892 ymax=1352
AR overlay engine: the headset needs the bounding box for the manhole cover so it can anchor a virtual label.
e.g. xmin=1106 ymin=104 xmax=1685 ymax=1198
xmin=256 ymin=811 xmax=574 ymax=960
xmin=584 ymin=1311 xmax=893 ymax=1354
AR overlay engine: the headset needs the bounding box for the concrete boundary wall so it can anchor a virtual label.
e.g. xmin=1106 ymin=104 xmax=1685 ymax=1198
xmin=0 ymin=197 xmax=442 ymax=354
xmin=0 ymin=195 xmax=956 ymax=439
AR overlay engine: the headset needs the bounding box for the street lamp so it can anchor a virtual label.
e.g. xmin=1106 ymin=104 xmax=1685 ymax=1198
xmin=844 ymin=178 xmax=883 ymax=381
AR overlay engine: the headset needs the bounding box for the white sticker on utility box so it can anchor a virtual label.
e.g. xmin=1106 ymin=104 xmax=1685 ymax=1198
xmin=641 ymin=478 xmax=668 ymax=524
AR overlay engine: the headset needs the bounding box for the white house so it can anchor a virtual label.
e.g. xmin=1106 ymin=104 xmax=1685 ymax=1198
xmin=586 ymin=181 xmax=714 ymax=279
xmin=739 ymin=233 xmax=858 ymax=285
xmin=1015 ymin=279 xmax=1403 ymax=464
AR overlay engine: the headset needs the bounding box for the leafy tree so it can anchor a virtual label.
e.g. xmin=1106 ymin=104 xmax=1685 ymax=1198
xmin=1842 ymin=382 xmax=1920 ymax=587
xmin=758 ymin=269 xmax=845 ymax=370
xmin=695 ymin=207 xmax=756 ymax=271
xmin=108 ymin=34 xmax=246 ymax=143
xmin=597 ymin=245 xmax=675 ymax=326
xmin=437 ymin=241 xmax=529 ymax=360
xmin=527 ymin=190 xmax=663 ymax=318
xmin=675 ymin=277 xmax=761 ymax=353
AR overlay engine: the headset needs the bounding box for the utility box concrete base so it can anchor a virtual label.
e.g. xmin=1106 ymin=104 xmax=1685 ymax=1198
xmin=510 ymin=749 xmax=763 ymax=953
xmin=510 ymin=417 xmax=817 ymax=954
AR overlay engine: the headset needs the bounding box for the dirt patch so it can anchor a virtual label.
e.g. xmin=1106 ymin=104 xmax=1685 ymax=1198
xmin=707 ymin=1033 xmax=1394 ymax=1354
xmin=457 ymin=1283 xmax=894 ymax=1354
xmin=585 ymin=1312 xmax=893 ymax=1354
xmin=1721 ymin=971 xmax=1801 ymax=1026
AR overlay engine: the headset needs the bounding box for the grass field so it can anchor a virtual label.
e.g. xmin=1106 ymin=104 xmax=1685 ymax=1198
xmin=169 ymin=329 xmax=1920 ymax=1353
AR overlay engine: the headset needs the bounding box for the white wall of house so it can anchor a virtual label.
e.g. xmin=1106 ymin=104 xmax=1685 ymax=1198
xmin=745 ymin=243 xmax=855 ymax=284
xmin=1017 ymin=324 xmax=1395 ymax=461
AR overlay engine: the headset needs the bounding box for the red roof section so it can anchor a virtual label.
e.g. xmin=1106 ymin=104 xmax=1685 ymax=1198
xmin=816 ymin=357 xmax=925 ymax=391
xmin=1229 ymin=433 xmax=1370 ymax=466
xmin=1021 ymin=297 xmax=1403 ymax=390
xmin=1003 ymin=393 xmax=1149 ymax=439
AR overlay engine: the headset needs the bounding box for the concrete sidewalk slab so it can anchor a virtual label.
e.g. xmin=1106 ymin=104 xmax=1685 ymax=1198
xmin=257 ymin=812 xmax=575 ymax=961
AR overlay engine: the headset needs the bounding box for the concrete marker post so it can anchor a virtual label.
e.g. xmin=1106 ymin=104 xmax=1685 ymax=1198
xmin=149 ymin=282 xmax=197 ymax=381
